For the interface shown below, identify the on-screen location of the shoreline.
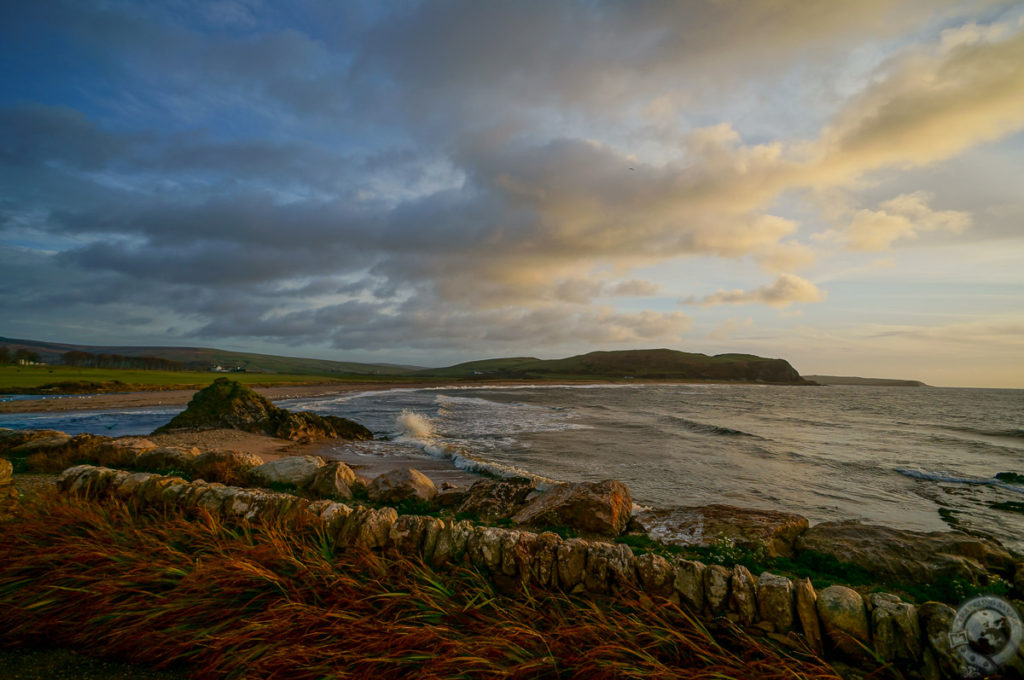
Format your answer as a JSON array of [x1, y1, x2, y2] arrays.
[[0, 377, 750, 414]]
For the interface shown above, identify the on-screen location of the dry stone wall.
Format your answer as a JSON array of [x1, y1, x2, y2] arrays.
[[53, 463, 1007, 678]]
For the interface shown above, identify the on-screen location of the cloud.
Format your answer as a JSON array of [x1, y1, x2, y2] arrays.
[[838, 191, 972, 250], [686, 274, 826, 308], [0, 1, 1022, 363]]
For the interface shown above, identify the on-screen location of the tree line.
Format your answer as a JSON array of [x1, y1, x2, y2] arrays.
[[60, 351, 185, 371], [0, 347, 40, 364]]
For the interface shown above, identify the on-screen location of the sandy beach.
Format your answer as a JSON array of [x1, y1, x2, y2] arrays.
[[0, 381, 449, 414]]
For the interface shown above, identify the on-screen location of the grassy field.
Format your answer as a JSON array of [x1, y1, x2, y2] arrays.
[[0, 491, 849, 680], [0, 365, 372, 391]]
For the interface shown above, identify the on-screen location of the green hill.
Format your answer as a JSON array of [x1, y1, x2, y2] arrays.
[[0, 337, 416, 376], [419, 349, 808, 384]]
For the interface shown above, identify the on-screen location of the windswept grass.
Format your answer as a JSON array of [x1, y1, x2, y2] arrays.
[[0, 492, 846, 679]]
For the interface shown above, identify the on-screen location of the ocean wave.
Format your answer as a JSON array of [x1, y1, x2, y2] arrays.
[[896, 468, 1024, 494], [662, 415, 761, 438], [390, 410, 560, 489]]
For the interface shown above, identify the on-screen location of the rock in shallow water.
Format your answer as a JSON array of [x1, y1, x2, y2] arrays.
[[634, 504, 808, 557]]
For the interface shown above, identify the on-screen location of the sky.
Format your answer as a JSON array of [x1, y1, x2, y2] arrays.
[[1, 1, 1023, 388]]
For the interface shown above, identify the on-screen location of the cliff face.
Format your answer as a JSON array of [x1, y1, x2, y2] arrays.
[[153, 378, 372, 442]]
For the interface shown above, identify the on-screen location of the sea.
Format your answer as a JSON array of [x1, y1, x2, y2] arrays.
[[2, 384, 1023, 552]]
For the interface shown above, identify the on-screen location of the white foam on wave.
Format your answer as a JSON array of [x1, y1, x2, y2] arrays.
[[396, 409, 437, 440], [391, 409, 560, 489], [896, 468, 1024, 494]]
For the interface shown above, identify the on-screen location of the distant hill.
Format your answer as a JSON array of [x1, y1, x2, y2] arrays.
[[420, 349, 809, 384], [0, 337, 418, 376], [803, 375, 928, 387]]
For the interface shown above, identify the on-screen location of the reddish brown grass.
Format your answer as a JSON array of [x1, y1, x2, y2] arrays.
[[0, 493, 849, 679]]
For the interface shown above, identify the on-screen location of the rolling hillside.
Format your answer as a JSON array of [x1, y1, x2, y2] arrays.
[[0, 337, 417, 376], [418, 349, 809, 384]]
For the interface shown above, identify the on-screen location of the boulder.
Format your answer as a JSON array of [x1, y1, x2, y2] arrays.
[[250, 455, 326, 488], [191, 449, 264, 485], [794, 578, 823, 655], [436, 486, 469, 508], [635, 505, 808, 557], [135, 446, 200, 473], [96, 437, 156, 468], [456, 479, 535, 522], [729, 564, 758, 626], [0, 457, 11, 486], [9, 431, 73, 455], [368, 468, 437, 504], [816, 585, 870, 658], [512, 479, 632, 536], [868, 592, 920, 666], [309, 461, 355, 499], [673, 559, 706, 612], [796, 520, 1015, 584], [704, 564, 731, 614], [757, 572, 794, 633], [153, 378, 372, 442]]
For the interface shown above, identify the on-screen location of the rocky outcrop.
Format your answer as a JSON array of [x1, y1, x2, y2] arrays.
[[512, 480, 632, 536], [153, 378, 372, 443], [250, 455, 326, 488], [816, 585, 870, 658], [368, 468, 437, 504], [456, 479, 535, 522], [635, 505, 808, 557], [796, 520, 1015, 584]]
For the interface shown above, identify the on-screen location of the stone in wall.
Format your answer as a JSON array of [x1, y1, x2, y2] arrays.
[[704, 564, 731, 614], [756, 572, 794, 633], [816, 585, 870, 659], [191, 450, 264, 485], [672, 559, 705, 612], [793, 577, 823, 655], [635, 553, 675, 598], [868, 592, 920, 667], [556, 538, 590, 592], [918, 601, 969, 680], [729, 564, 757, 626]]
